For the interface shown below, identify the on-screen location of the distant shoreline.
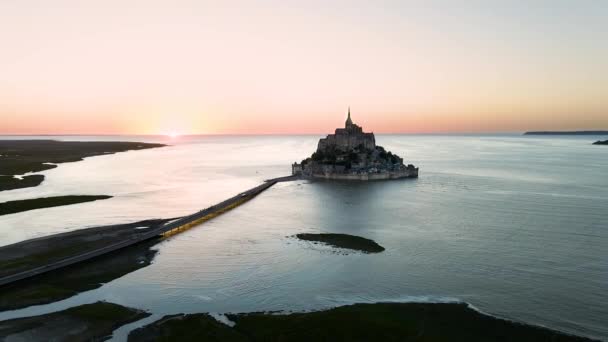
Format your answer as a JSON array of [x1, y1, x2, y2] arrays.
[[0, 140, 166, 192], [524, 131, 608, 135]]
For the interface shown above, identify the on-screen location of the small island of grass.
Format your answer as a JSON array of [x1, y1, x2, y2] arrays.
[[0, 174, 45, 191], [593, 140, 608, 145], [295, 233, 385, 253], [0, 195, 112, 216]]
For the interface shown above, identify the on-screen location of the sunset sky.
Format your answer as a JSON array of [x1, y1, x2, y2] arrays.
[[1, 0, 606, 135]]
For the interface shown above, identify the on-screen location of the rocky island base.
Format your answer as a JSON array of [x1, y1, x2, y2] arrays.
[[294, 233, 385, 253], [292, 109, 418, 180], [129, 302, 595, 341]]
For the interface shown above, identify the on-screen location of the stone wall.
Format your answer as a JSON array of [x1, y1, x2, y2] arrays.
[[311, 168, 418, 180]]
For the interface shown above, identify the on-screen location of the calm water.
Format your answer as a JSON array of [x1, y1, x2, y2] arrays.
[[0, 134, 607, 340]]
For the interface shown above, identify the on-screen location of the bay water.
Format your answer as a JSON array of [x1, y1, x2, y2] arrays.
[[0, 134, 606, 340]]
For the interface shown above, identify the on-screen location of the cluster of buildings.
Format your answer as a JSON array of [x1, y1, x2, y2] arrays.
[[292, 109, 418, 180]]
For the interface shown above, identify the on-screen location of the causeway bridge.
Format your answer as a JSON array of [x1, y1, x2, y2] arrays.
[[0, 175, 300, 287]]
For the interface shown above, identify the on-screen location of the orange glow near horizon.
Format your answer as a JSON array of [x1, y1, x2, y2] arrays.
[[1, 1, 606, 135]]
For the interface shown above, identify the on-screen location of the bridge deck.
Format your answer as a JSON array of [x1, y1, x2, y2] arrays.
[[0, 178, 283, 287]]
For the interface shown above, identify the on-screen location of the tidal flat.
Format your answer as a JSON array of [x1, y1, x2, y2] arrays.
[[0, 140, 166, 191], [0, 301, 149, 341], [0, 219, 173, 310], [129, 302, 596, 341]]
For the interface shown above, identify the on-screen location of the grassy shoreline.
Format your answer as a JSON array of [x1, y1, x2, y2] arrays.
[[0, 219, 174, 310], [129, 302, 596, 341], [0, 302, 149, 341], [0, 140, 166, 191], [0, 301, 595, 341], [0, 175, 44, 191], [0, 195, 112, 216]]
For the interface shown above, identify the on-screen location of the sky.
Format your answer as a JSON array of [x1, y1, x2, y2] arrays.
[[1, 0, 606, 135]]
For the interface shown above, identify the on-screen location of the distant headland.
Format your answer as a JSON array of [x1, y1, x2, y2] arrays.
[[0, 140, 166, 192], [593, 140, 608, 145], [292, 109, 418, 180], [524, 131, 608, 135]]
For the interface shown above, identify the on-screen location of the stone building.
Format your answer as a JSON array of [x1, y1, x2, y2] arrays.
[[292, 108, 418, 180], [317, 108, 376, 152]]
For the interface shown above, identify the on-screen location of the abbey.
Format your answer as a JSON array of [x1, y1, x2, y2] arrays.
[[317, 108, 376, 152], [292, 109, 418, 180]]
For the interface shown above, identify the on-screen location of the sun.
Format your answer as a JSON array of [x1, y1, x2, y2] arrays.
[[166, 131, 180, 138]]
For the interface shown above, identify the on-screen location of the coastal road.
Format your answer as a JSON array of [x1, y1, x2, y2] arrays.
[[0, 177, 292, 287]]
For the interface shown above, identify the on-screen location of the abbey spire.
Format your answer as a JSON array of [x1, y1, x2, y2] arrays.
[[345, 106, 353, 127]]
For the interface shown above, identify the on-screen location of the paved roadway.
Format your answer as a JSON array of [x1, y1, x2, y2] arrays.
[[0, 178, 284, 287]]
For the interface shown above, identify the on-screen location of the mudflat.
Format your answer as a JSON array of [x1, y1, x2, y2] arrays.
[[0, 140, 166, 191], [0, 218, 175, 310], [130, 302, 596, 341], [129, 313, 248, 342], [295, 233, 385, 253], [0, 301, 149, 342]]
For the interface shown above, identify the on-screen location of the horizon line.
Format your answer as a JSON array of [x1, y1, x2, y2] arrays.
[[2, 130, 608, 137]]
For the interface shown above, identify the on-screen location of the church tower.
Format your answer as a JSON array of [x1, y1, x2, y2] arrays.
[[345, 107, 353, 127]]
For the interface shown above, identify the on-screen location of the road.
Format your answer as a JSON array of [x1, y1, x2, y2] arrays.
[[0, 178, 286, 287]]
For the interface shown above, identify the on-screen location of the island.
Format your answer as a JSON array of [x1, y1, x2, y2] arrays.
[[292, 109, 418, 180], [593, 140, 608, 145], [0, 195, 112, 216], [524, 131, 608, 135], [294, 233, 385, 253]]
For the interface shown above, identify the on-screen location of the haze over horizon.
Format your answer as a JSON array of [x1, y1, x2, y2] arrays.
[[1, 0, 606, 135]]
